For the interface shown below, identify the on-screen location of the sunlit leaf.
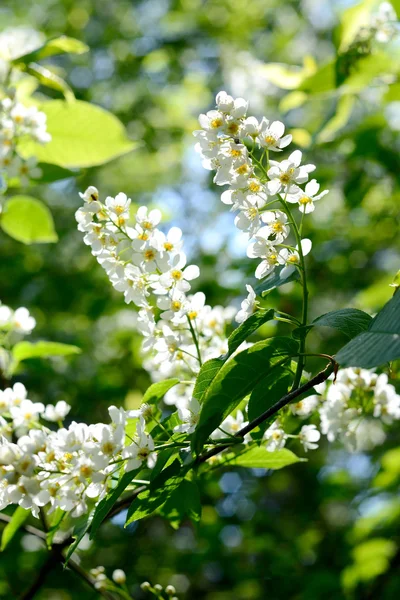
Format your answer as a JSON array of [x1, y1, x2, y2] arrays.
[[18, 100, 138, 169], [1, 195, 57, 244]]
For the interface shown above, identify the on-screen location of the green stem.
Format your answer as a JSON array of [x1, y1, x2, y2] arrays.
[[187, 315, 203, 366]]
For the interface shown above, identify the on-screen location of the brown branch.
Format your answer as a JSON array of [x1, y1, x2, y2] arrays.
[[197, 358, 336, 464]]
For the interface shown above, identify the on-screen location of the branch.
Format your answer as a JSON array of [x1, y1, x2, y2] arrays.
[[197, 358, 336, 464], [0, 513, 46, 540]]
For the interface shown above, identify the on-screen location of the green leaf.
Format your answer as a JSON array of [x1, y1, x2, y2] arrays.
[[37, 163, 77, 183], [193, 308, 274, 401], [13, 35, 89, 63], [18, 100, 138, 169], [46, 509, 66, 548], [24, 63, 74, 102], [142, 378, 180, 405], [338, 0, 377, 54], [336, 291, 400, 368], [192, 337, 298, 455], [12, 341, 81, 365], [221, 447, 304, 469], [255, 266, 300, 297], [64, 514, 93, 566], [316, 95, 355, 143], [90, 469, 140, 539], [159, 480, 201, 529], [125, 460, 184, 526], [294, 308, 372, 340], [1, 196, 58, 244], [248, 367, 292, 424], [1, 507, 30, 551]]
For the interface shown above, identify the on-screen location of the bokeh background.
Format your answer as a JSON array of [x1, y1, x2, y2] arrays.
[[1, 0, 400, 598]]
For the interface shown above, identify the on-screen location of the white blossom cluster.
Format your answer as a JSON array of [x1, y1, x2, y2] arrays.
[[0, 88, 50, 188], [0, 301, 36, 336], [75, 186, 236, 410], [194, 90, 328, 284], [264, 367, 400, 454], [0, 381, 156, 518]]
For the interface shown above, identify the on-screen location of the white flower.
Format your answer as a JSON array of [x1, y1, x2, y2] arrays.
[[235, 285, 257, 323], [260, 210, 290, 242], [267, 150, 315, 195], [174, 397, 201, 434], [298, 424, 320, 452], [286, 179, 329, 214], [105, 192, 131, 223], [157, 253, 200, 293], [11, 307, 36, 334], [258, 118, 292, 152], [135, 206, 162, 231], [290, 395, 319, 417], [122, 418, 155, 472], [43, 401, 71, 423], [264, 421, 287, 452]]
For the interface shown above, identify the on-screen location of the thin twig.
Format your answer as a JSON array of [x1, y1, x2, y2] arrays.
[[197, 358, 336, 464]]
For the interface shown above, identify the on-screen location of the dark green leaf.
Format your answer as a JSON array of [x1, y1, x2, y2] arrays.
[[1, 507, 29, 551], [336, 291, 400, 368], [90, 468, 140, 538], [192, 337, 298, 455], [125, 460, 185, 526], [248, 367, 292, 424], [64, 514, 93, 566], [193, 308, 274, 401], [159, 480, 201, 529], [293, 308, 372, 340]]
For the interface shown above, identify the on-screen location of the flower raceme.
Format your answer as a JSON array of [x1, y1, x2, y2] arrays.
[[194, 90, 329, 289], [75, 186, 235, 411]]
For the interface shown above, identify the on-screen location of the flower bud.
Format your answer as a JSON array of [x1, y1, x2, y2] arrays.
[[165, 585, 176, 595], [112, 569, 126, 584], [141, 582, 151, 591], [154, 584, 163, 592]]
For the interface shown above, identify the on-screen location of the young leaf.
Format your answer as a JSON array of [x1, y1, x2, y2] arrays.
[[220, 447, 304, 469], [192, 337, 298, 455], [293, 308, 372, 340], [13, 35, 89, 63], [1, 507, 29, 551], [159, 480, 201, 529], [12, 341, 81, 365], [1, 196, 58, 244], [17, 100, 138, 169], [24, 63, 75, 102], [193, 308, 274, 401], [336, 291, 400, 368], [142, 378, 180, 405]]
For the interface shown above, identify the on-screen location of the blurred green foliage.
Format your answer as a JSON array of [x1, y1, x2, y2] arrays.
[[0, 0, 400, 598]]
